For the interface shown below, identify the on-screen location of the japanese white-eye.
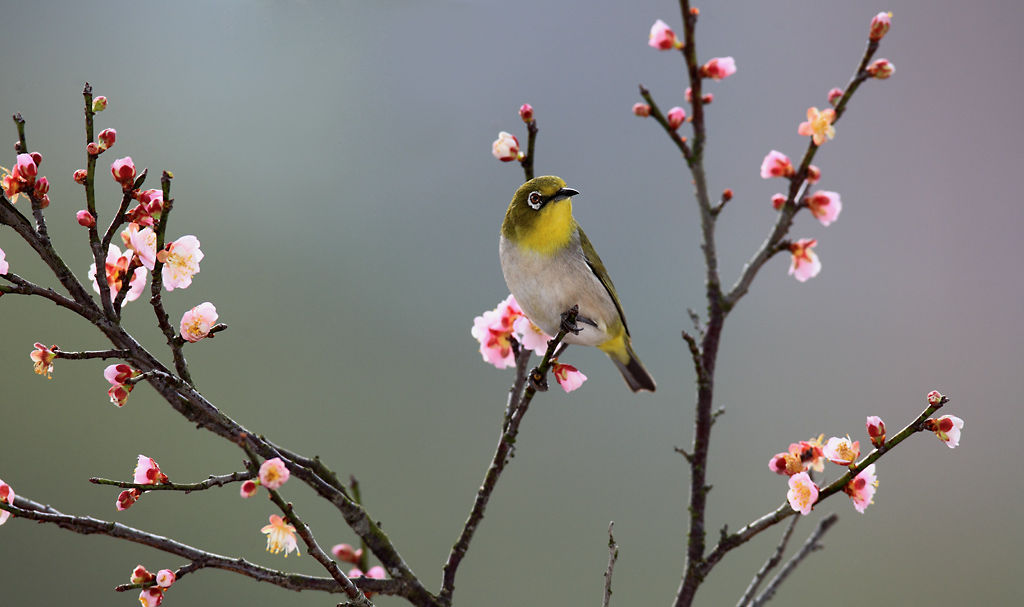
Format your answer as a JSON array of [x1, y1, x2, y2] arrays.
[[499, 176, 656, 392]]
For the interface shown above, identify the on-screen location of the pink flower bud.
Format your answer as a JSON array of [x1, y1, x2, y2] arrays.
[[684, 87, 692, 103], [806, 190, 842, 226], [98, 128, 116, 151], [92, 96, 108, 112], [30, 342, 57, 377], [111, 156, 136, 188], [666, 106, 686, 130], [519, 103, 533, 123], [701, 57, 736, 80], [760, 150, 794, 179], [866, 416, 886, 448], [139, 587, 164, 607], [33, 176, 49, 197], [806, 165, 821, 184], [117, 488, 142, 511], [869, 12, 892, 42], [722, 188, 733, 202], [29, 152, 42, 167], [73, 169, 88, 184], [87, 142, 101, 155], [15, 153, 38, 179], [240, 479, 258, 498], [134, 455, 169, 486], [332, 543, 363, 564], [702, 93, 714, 104], [827, 87, 844, 106], [867, 59, 895, 79], [771, 194, 786, 210], [0, 478, 16, 525], [632, 103, 651, 117], [131, 565, 155, 585], [491, 132, 520, 162], [156, 569, 176, 588], [649, 19, 683, 51], [77, 210, 96, 228], [39, 194, 49, 209], [926, 390, 944, 406], [552, 361, 587, 392]]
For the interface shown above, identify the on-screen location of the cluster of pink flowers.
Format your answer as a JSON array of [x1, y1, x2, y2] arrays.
[[0, 478, 14, 525], [2, 152, 49, 208], [88, 128, 117, 155], [117, 455, 169, 511], [240, 457, 291, 498], [131, 565, 176, 606], [105, 363, 141, 407]]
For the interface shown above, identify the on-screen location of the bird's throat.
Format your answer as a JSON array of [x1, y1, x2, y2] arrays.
[[518, 200, 575, 255]]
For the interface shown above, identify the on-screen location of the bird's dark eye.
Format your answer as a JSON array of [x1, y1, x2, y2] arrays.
[[527, 191, 543, 210]]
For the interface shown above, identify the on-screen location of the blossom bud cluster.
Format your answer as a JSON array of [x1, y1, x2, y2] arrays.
[[130, 565, 175, 606], [2, 152, 50, 208]]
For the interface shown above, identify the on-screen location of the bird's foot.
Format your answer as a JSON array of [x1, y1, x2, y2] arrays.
[[560, 305, 582, 335]]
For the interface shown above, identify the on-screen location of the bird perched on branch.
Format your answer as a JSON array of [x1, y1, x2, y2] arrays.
[[499, 175, 656, 392]]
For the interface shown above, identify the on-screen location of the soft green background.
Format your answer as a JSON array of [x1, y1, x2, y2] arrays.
[[2, 1, 1021, 605]]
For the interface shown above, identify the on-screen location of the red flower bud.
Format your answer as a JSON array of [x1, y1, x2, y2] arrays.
[[519, 103, 533, 123]]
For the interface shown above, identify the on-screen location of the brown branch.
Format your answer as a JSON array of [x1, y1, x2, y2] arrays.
[[89, 470, 251, 493], [0, 272, 88, 315], [602, 522, 619, 607], [520, 118, 538, 181]]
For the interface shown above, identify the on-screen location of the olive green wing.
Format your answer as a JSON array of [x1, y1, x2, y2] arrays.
[[578, 226, 630, 337]]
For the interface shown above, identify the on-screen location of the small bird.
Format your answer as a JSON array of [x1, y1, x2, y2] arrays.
[[499, 175, 656, 392]]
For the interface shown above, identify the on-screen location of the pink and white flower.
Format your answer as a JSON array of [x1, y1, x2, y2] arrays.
[[666, 106, 687, 130], [491, 132, 521, 162], [156, 569, 176, 588], [240, 480, 258, 498], [823, 435, 860, 466], [867, 59, 895, 79], [788, 238, 821, 282], [471, 294, 525, 369], [122, 223, 158, 270], [797, 107, 836, 146], [927, 415, 964, 448], [157, 235, 203, 290], [701, 57, 736, 80], [760, 150, 794, 179], [0, 478, 15, 525], [632, 103, 651, 117], [866, 416, 886, 448], [512, 315, 551, 356], [180, 302, 218, 342], [262, 514, 300, 556], [89, 244, 148, 304], [0, 247, 8, 275], [131, 565, 155, 585], [105, 363, 140, 407], [827, 88, 844, 106], [134, 455, 169, 486], [806, 190, 842, 226], [139, 587, 163, 607], [844, 463, 878, 513], [258, 457, 290, 490], [927, 390, 944, 406], [30, 343, 57, 378], [786, 472, 818, 515], [97, 128, 116, 151], [552, 361, 587, 392], [648, 19, 683, 51], [117, 488, 142, 511], [111, 156, 136, 188]]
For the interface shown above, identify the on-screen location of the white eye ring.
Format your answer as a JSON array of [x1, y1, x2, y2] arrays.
[[527, 191, 543, 210]]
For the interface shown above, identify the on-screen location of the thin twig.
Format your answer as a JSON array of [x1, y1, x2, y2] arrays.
[[89, 470, 252, 493], [736, 514, 799, 607], [602, 522, 618, 607], [0, 272, 88, 315], [751, 514, 839, 607]]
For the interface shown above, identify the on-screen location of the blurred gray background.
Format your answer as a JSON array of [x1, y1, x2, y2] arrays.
[[2, 1, 1021, 605]]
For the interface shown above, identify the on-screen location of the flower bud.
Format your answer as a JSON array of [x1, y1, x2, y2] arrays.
[[73, 169, 88, 184], [867, 59, 895, 79], [649, 19, 683, 51], [701, 57, 736, 80], [240, 480, 258, 498], [666, 106, 686, 130], [117, 488, 141, 511], [111, 156, 136, 188], [87, 142, 101, 155], [806, 165, 821, 184], [684, 87, 693, 103], [33, 176, 49, 197], [131, 565, 155, 585], [866, 415, 886, 448], [98, 128, 116, 151], [519, 103, 533, 123], [771, 194, 786, 210], [869, 12, 892, 42], [30, 152, 42, 167], [491, 132, 520, 162], [632, 103, 651, 117], [926, 390, 944, 406], [92, 96, 108, 112], [722, 188, 733, 202], [156, 569, 176, 588], [827, 87, 844, 105], [702, 93, 714, 104], [332, 543, 363, 564]]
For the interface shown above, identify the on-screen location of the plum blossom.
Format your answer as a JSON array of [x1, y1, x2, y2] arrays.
[[2, 153, 39, 202], [806, 165, 821, 184], [92, 96, 108, 112], [632, 103, 651, 117], [845, 463, 878, 513], [134, 455, 169, 486], [797, 107, 836, 146], [258, 457, 290, 490], [349, 566, 387, 598], [867, 59, 895, 79], [806, 190, 842, 226], [30, 343, 57, 378], [156, 569, 176, 588], [73, 169, 88, 185], [926, 415, 964, 448], [552, 361, 587, 392], [262, 514, 299, 556], [471, 294, 525, 369], [97, 128, 116, 151], [519, 103, 533, 123], [111, 156, 136, 188], [770, 438, 825, 476], [0, 478, 15, 525], [512, 315, 551, 355], [648, 19, 683, 50], [869, 12, 892, 41], [666, 106, 687, 130], [823, 436, 860, 466], [122, 223, 158, 270], [760, 150, 794, 179], [239, 480, 258, 498], [492, 132, 521, 162], [332, 543, 363, 564], [131, 565, 156, 585], [89, 244, 148, 304], [787, 472, 818, 515], [0, 247, 9, 275], [828, 88, 844, 106], [701, 57, 736, 80], [117, 488, 141, 511], [158, 235, 203, 290], [927, 390, 944, 406], [180, 302, 218, 342], [139, 587, 163, 607], [788, 238, 821, 282], [771, 194, 786, 210], [866, 416, 887, 448], [105, 363, 140, 407]]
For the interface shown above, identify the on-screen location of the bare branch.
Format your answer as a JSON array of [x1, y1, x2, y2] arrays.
[[752, 514, 839, 607]]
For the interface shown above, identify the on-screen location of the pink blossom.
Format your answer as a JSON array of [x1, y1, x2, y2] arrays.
[[156, 569, 176, 588], [92, 96, 108, 112], [788, 238, 821, 282], [927, 415, 964, 448], [797, 107, 836, 146], [770, 438, 824, 476], [702, 93, 714, 104], [869, 12, 892, 41], [73, 169, 88, 185], [552, 361, 587, 392], [827, 88, 844, 106], [33, 176, 49, 197], [139, 587, 164, 607], [648, 19, 683, 50], [111, 156, 136, 188], [471, 294, 524, 369], [121, 223, 158, 270], [771, 194, 786, 210], [97, 128, 116, 151], [866, 416, 886, 448], [0, 478, 15, 525], [87, 142, 101, 155], [180, 302, 219, 342], [15, 153, 38, 179], [108, 383, 133, 407], [806, 190, 842, 226], [823, 436, 860, 466], [332, 543, 363, 564], [787, 472, 818, 516], [0, 247, 7, 275], [89, 244, 148, 303], [806, 165, 821, 184], [30, 343, 57, 378], [117, 488, 141, 511], [131, 565, 156, 585], [261, 514, 299, 556], [926, 390, 944, 406], [134, 455, 169, 486], [349, 566, 387, 598], [105, 363, 140, 407], [519, 103, 533, 123], [157, 235, 203, 290], [491, 131, 521, 162], [632, 103, 651, 117], [666, 106, 687, 130], [258, 457, 290, 490], [512, 315, 551, 356], [760, 150, 794, 179], [701, 57, 736, 80], [867, 59, 895, 79], [239, 480, 258, 498], [845, 463, 878, 513]]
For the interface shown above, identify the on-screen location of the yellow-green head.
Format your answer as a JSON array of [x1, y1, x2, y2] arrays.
[[501, 176, 580, 256]]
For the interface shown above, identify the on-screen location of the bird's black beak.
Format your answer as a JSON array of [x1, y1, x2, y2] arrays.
[[552, 187, 580, 202]]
